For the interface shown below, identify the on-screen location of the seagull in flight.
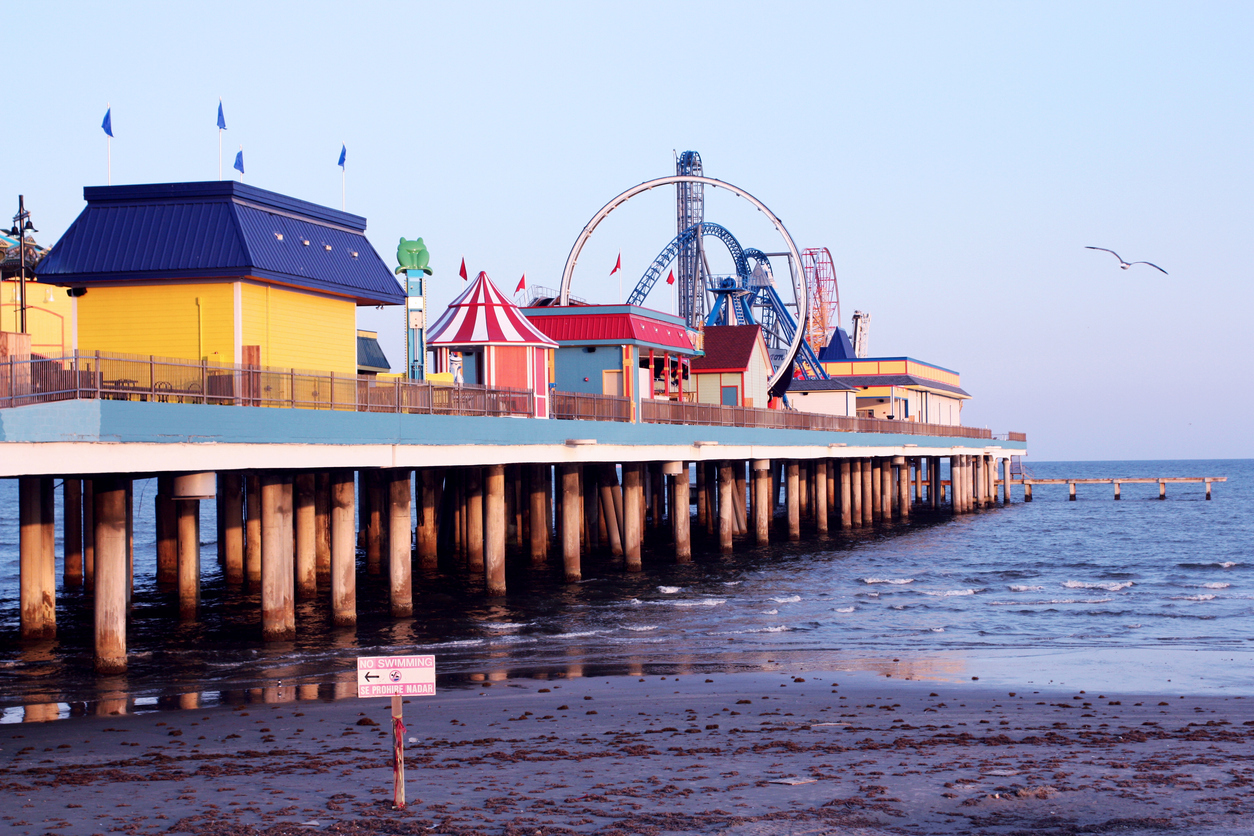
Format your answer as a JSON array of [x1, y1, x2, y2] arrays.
[[1085, 246, 1168, 274]]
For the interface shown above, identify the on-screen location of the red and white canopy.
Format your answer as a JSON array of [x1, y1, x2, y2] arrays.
[[427, 271, 558, 349]]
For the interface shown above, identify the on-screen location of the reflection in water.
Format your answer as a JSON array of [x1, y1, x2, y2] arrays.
[[1, 459, 1252, 722]]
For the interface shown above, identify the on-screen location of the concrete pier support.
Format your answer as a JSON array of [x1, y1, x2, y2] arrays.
[[560, 463, 581, 583], [734, 463, 748, 536], [221, 472, 244, 585], [839, 459, 853, 529], [974, 455, 985, 508], [667, 461, 692, 561], [466, 467, 485, 572], [860, 458, 873, 526], [598, 464, 623, 558], [929, 457, 940, 509], [245, 474, 262, 586], [294, 473, 317, 600], [881, 458, 894, 522], [389, 469, 415, 612], [704, 462, 717, 537], [696, 463, 707, 532], [417, 469, 439, 567], [83, 480, 95, 591], [582, 465, 599, 552], [752, 459, 771, 544], [93, 477, 129, 674], [718, 461, 735, 553], [330, 470, 356, 626], [895, 457, 909, 520], [19, 476, 55, 639], [786, 461, 800, 541], [176, 497, 200, 621], [315, 472, 332, 582], [155, 475, 176, 586], [529, 464, 549, 564], [622, 463, 643, 571], [1003, 458, 1013, 503], [870, 459, 883, 521], [64, 479, 83, 586], [815, 459, 829, 536], [484, 464, 508, 592], [261, 473, 295, 642], [366, 471, 385, 575]]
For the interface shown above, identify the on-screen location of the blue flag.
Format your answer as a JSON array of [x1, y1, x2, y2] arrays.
[[234, 148, 245, 175], [217, 100, 227, 131], [338, 144, 346, 169], [101, 107, 113, 138]]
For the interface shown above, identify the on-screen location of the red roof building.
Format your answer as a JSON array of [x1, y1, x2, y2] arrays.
[[523, 304, 701, 413]]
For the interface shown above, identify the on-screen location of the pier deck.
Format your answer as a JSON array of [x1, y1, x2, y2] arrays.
[[1022, 477, 1226, 500]]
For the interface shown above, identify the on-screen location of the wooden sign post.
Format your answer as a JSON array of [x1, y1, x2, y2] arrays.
[[357, 654, 436, 810]]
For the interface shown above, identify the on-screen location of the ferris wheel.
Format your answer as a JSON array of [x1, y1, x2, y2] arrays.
[[558, 173, 817, 391]]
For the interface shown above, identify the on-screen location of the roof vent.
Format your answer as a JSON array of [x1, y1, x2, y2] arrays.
[[302, 239, 310, 246], [351, 251, 359, 258], [274, 232, 283, 241], [324, 244, 332, 251]]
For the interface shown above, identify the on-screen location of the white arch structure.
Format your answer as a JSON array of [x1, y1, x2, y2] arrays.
[[558, 175, 808, 393]]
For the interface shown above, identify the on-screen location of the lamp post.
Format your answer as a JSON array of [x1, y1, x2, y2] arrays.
[[8, 195, 37, 334]]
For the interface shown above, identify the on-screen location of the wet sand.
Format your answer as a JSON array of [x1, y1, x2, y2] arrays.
[[2, 669, 1253, 836]]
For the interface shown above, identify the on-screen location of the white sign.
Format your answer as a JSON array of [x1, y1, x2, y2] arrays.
[[357, 654, 436, 698]]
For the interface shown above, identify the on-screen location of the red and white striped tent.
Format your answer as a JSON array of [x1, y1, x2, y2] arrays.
[[428, 271, 557, 417]]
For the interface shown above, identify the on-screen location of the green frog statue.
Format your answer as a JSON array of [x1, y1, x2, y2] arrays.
[[395, 237, 433, 276]]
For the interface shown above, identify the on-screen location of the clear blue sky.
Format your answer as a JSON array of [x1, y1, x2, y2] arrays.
[[5, 1, 1250, 460]]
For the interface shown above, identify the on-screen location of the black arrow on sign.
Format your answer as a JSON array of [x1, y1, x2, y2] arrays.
[[364, 672, 379, 681]]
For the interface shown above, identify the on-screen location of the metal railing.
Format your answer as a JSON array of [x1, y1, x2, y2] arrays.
[[0, 352, 534, 418], [640, 398, 1007, 440], [550, 390, 632, 422]]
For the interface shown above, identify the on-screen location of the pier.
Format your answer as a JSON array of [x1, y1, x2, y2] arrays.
[[1022, 477, 1226, 501], [1, 352, 1027, 674]]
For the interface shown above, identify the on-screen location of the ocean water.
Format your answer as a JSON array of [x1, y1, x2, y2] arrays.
[[0, 458, 1249, 716]]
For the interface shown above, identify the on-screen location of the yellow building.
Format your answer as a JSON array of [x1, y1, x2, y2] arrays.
[[35, 182, 403, 373], [1, 234, 74, 357]]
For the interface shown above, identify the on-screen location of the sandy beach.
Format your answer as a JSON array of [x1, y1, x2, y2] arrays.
[[3, 668, 1253, 836]]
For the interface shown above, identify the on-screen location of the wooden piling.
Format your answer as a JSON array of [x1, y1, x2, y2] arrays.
[[583, 465, 600, 552], [733, 461, 748, 536], [390, 469, 415, 613], [839, 459, 853, 529], [83, 479, 94, 591], [261, 473, 295, 641], [670, 462, 692, 561], [294, 473, 317, 600], [894, 457, 909, 520], [330, 470, 356, 626], [598, 463, 624, 558], [94, 477, 129, 674], [176, 497, 200, 621], [19, 476, 55, 639], [752, 459, 771, 544], [314, 471, 332, 582], [64, 479, 83, 586], [417, 469, 439, 567], [623, 463, 643, 571], [815, 459, 829, 535], [245, 473, 262, 586], [466, 467, 485, 571], [155, 474, 176, 586], [560, 463, 581, 583], [367, 470, 386, 575], [530, 463, 549, 564], [695, 460, 707, 531], [718, 461, 735, 553], [221, 472, 244, 586], [786, 460, 800, 541]]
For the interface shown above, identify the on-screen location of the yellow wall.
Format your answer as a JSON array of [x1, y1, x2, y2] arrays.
[[75, 280, 356, 374], [78, 282, 235, 363], [1, 279, 74, 356], [241, 283, 355, 373]]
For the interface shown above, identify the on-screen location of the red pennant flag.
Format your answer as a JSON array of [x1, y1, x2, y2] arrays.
[[609, 252, 621, 275], [666, 270, 675, 285], [515, 273, 527, 294], [459, 258, 468, 281]]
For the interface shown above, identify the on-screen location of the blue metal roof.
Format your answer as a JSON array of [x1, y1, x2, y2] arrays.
[[35, 181, 403, 305], [357, 333, 391, 372]]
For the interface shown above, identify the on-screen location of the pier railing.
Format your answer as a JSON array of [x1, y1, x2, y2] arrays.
[[0, 352, 534, 418], [0, 352, 1025, 442], [550, 390, 632, 422], [640, 398, 998, 440]]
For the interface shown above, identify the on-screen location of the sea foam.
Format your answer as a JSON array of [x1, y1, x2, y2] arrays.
[[1063, 580, 1134, 592], [862, 577, 914, 585]]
